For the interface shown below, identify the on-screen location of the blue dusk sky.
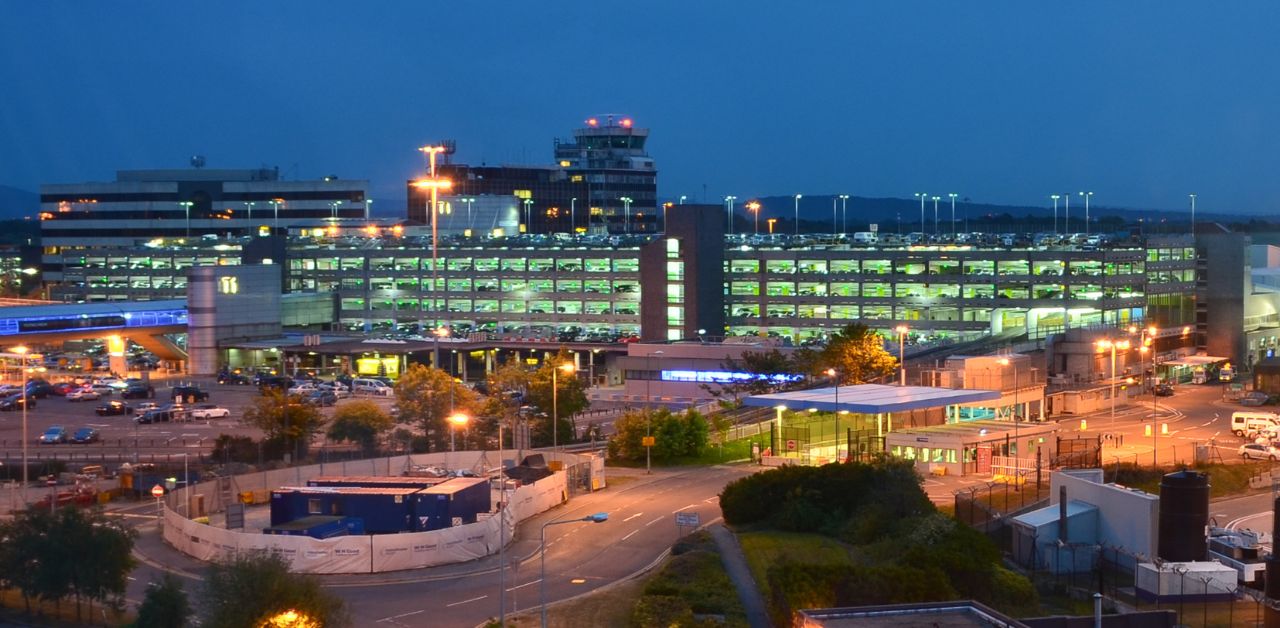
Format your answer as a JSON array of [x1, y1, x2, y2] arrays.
[[3, 1, 1279, 214]]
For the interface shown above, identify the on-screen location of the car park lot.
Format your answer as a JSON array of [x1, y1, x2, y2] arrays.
[[0, 377, 398, 458]]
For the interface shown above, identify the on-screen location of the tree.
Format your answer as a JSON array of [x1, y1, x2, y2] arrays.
[[135, 573, 192, 628], [393, 363, 480, 452], [704, 348, 807, 406], [202, 553, 348, 628], [241, 389, 326, 460], [608, 407, 711, 463], [815, 323, 899, 384], [326, 400, 393, 455], [524, 348, 588, 447]]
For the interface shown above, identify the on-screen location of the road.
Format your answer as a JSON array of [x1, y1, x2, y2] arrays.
[[121, 463, 753, 627], [1078, 382, 1255, 467]]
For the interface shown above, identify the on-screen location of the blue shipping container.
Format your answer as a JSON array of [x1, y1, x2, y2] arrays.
[[270, 487, 418, 533], [263, 515, 358, 539], [410, 478, 492, 531]]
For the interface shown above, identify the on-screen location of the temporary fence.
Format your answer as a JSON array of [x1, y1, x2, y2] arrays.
[[160, 449, 594, 574]]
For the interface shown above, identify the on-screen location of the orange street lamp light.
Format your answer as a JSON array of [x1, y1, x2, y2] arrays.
[[894, 325, 909, 385], [746, 201, 762, 234], [552, 362, 576, 454], [447, 412, 470, 452]]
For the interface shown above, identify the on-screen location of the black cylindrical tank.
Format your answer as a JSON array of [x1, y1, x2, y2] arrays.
[[1157, 470, 1209, 562]]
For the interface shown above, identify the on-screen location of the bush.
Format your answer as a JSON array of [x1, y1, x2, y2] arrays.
[[211, 434, 258, 465], [631, 595, 694, 628]]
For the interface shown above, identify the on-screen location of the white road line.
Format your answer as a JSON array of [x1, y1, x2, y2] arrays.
[[446, 595, 487, 607], [623, 512, 643, 522], [621, 529, 640, 541], [703, 497, 718, 504], [377, 610, 424, 622], [645, 516, 663, 527], [507, 579, 541, 592], [672, 503, 697, 514]]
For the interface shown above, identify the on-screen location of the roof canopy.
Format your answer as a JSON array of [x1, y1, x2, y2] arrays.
[[743, 384, 1001, 414]]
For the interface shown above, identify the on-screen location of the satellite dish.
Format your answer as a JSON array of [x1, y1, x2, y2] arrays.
[[190, 155, 206, 169]]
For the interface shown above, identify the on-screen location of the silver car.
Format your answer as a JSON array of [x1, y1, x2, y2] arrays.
[[1240, 443, 1280, 461]]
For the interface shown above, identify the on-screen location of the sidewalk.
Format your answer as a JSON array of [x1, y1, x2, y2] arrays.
[[708, 524, 770, 628]]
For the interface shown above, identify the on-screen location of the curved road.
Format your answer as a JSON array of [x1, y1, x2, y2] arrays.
[[122, 463, 753, 627]]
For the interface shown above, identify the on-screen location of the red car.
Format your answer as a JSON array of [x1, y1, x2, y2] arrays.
[[52, 382, 77, 396]]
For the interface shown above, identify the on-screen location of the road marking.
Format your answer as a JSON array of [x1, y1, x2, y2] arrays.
[[623, 512, 644, 522], [703, 497, 718, 504], [377, 610, 424, 622], [446, 595, 487, 607], [622, 530, 640, 541], [507, 579, 540, 592], [645, 516, 663, 527], [672, 503, 697, 514]]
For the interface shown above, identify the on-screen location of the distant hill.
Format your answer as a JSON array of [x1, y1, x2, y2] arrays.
[[745, 194, 1264, 234], [0, 185, 38, 220]]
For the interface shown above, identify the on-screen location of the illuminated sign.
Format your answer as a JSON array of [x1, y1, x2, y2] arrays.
[[218, 276, 239, 294], [660, 370, 802, 384]]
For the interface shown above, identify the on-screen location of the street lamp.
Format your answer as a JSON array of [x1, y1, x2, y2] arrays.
[[569, 197, 577, 233], [826, 368, 840, 459], [1079, 191, 1093, 237], [619, 197, 633, 234], [1050, 195, 1060, 235], [551, 362, 575, 453], [894, 325, 909, 386], [998, 357, 1021, 464], [1063, 194, 1071, 234], [433, 325, 449, 371], [793, 194, 802, 235], [839, 194, 849, 234], [178, 201, 193, 238], [724, 196, 737, 234], [746, 201, 761, 235], [1096, 339, 1130, 419], [271, 198, 284, 231], [931, 195, 940, 235], [13, 345, 29, 505], [914, 192, 927, 234], [679, 195, 687, 205], [245, 201, 255, 221], [1189, 193, 1197, 236], [447, 412, 469, 452], [523, 198, 534, 232], [948, 193, 958, 237], [541, 513, 609, 628]]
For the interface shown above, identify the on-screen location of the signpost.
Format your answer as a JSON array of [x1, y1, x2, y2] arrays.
[[151, 484, 165, 518], [675, 511, 700, 537]]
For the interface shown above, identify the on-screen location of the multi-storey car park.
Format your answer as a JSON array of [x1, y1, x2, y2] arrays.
[[41, 206, 1199, 353]]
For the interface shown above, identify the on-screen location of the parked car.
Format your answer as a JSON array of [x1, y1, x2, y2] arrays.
[[287, 383, 318, 396], [0, 394, 34, 411], [133, 401, 160, 415], [38, 426, 67, 444], [217, 372, 251, 385], [135, 408, 183, 424], [170, 386, 209, 403], [188, 404, 231, 420], [304, 390, 337, 407], [66, 388, 102, 402], [122, 384, 155, 399], [71, 427, 100, 444], [51, 382, 78, 396], [1240, 391, 1271, 407], [24, 380, 54, 399], [1154, 384, 1175, 397], [86, 382, 114, 395], [95, 400, 132, 416], [1240, 443, 1280, 461]]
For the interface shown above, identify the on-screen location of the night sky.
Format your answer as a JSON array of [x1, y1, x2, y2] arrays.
[[3, 1, 1279, 214]]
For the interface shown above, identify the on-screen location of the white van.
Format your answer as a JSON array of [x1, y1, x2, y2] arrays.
[[1231, 411, 1280, 437], [351, 378, 393, 397], [852, 232, 878, 245]]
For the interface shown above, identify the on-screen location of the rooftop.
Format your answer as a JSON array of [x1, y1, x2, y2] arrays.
[[743, 384, 1002, 414]]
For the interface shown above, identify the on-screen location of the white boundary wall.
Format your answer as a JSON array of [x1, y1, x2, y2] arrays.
[[161, 450, 581, 574]]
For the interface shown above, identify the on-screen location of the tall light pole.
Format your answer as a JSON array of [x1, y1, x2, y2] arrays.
[[551, 362, 575, 454], [679, 195, 687, 205], [999, 357, 1020, 462], [1050, 195, 1060, 235], [931, 196, 940, 235], [13, 345, 29, 506], [271, 198, 284, 231], [724, 196, 737, 235], [793, 194, 802, 235], [619, 197, 633, 234], [948, 193, 958, 236], [646, 350, 664, 474], [826, 368, 840, 458], [831, 196, 839, 235], [570, 197, 577, 234], [914, 192, 926, 235], [839, 194, 849, 234], [541, 513, 609, 628], [179, 201, 193, 238], [747, 201, 761, 235], [1189, 193, 1197, 236], [364, 198, 372, 220], [245, 201, 255, 221], [461, 197, 475, 231], [1096, 339, 1130, 420], [414, 146, 452, 335], [895, 325, 908, 386], [1079, 191, 1093, 237], [447, 412, 469, 452]]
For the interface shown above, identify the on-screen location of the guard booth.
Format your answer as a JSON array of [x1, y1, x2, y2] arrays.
[[743, 384, 1003, 468], [884, 420, 1059, 478]]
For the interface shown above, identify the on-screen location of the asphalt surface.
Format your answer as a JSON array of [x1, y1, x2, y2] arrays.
[[120, 463, 754, 627]]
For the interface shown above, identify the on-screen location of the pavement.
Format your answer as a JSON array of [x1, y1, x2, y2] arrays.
[[709, 523, 770, 628]]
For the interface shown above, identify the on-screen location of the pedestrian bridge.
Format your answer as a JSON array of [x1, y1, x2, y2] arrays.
[[0, 299, 188, 361]]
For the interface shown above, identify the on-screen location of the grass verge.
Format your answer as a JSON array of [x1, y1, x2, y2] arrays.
[[737, 530, 855, 605], [1108, 460, 1273, 498]]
